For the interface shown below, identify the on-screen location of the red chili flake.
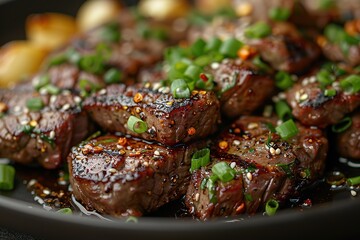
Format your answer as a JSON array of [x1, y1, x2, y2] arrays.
[[199, 73, 208, 82], [303, 198, 312, 207], [188, 127, 196, 136]]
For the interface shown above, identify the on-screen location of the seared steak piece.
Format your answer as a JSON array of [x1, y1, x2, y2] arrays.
[[336, 110, 360, 160], [68, 134, 205, 217], [185, 116, 328, 220], [0, 85, 92, 169], [285, 68, 360, 128], [207, 59, 275, 118], [188, 21, 320, 74], [83, 83, 221, 146]]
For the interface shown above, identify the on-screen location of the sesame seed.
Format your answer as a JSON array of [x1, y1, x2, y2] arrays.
[[275, 148, 281, 155], [351, 190, 357, 197], [270, 147, 276, 155], [278, 92, 286, 99], [126, 175, 133, 181], [50, 95, 57, 104], [39, 88, 48, 95], [14, 106, 21, 113], [299, 93, 308, 101], [74, 96, 82, 104], [143, 161, 149, 167], [49, 131, 55, 139], [23, 108, 29, 114], [43, 189, 50, 195], [99, 89, 107, 95], [195, 193, 200, 202], [248, 123, 258, 130], [309, 76, 316, 83], [233, 140, 240, 146], [109, 168, 117, 173], [62, 90, 71, 96], [211, 62, 220, 69], [246, 172, 253, 181], [302, 79, 309, 86], [154, 150, 160, 156], [20, 120, 29, 125], [62, 104, 71, 111], [29, 120, 38, 127], [230, 162, 236, 169]]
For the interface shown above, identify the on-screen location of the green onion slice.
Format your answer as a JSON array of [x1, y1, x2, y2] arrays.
[[245, 22, 272, 39], [26, 97, 44, 111], [0, 164, 15, 190], [56, 208, 73, 214], [275, 119, 299, 140], [219, 37, 243, 58], [347, 176, 360, 186], [265, 199, 279, 216], [316, 69, 335, 87], [331, 116, 352, 133], [171, 79, 191, 99], [104, 68, 122, 84], [212, 161, 235, 182], [275, 100, 292, 121], [275, 71, 293, 90], [269, 7, 290, 21], [33, 75, 50, 90], [205, 37, 222, 52], [40, 84, 60, 95], [184, 65, 202, 81], [190, 148, 211, 172], [191, 38, 207, 57], [127, 116, 148, 134], [324, 88, 336, 97], [340, 75, 360, 94]]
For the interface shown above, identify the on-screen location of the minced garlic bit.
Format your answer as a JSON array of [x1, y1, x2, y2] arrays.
[[219, 141, 229, 150], [188, 127, 196, 136], [133, 93, 143, 103]]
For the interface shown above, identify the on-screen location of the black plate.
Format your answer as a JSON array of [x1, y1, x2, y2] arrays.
[[0, 1, 359, 239]]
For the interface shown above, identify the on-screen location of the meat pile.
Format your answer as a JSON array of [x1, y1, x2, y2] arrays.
[[1, 0, 360, 220]]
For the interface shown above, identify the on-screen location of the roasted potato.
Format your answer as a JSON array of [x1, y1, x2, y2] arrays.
[[76, 0, 123, 32], [138, 0, 190, 20], [0, 41, 48, 87], [26, 12, 77, 51]]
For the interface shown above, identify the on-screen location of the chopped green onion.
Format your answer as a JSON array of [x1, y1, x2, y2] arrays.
[[184, 65, 202, 81], [319, 0, 335, 10], [324, 24, 360, 55], [190, 148, 211, 172], [191, 38, 207, 57], [65, 48, 81, 65], [47, 54, 68, 68], [275, 100, 292, 121], [245, 193, 253, 202], [125, 216, 138, 223], [316, 69, 335, 87], [33, 75, 50, 90], [171, 79, 191, 99], [205, 37, 222, 52], [56, 208, 72, 214], [245, 22, 272, 39], [26, 97, 44, 111], [347, 176, 360, 186], [324, 88, 336, 97], [340, 75, 360, 94], [252, 56, 271, 73], [79, 55, 105, 74], [206, 174, 218, 203], [219, 37, 243, 58], [0, 164, 15, 190], [104, 68, 122, 84], [101, 22, 121, 42], [40, 84, 60, 95], [275, 119, 299, 140], [275, 71, 293, 90], [269, 7, 291, 21], [127, 116, 148, 134], [212, 161, 235, 182], [331, 116, 352, 133], [265, 199, 279, 216], [265, 122, 276, 133], [200, 178, 208, 189], [79, 79, 101, 97]]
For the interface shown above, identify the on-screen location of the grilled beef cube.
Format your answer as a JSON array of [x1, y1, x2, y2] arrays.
[[248, 22, 321, 74], [207, 59, 275, 118], [0, 85, 91, 169], [185, 116, 328, 220], [285, 68, 360, 128], [68, 135, 205, 217], [336, 110, 360, 160], [319, 20, 360, 67], [188, 21, 320, 74], [83, 84, 221, 146]]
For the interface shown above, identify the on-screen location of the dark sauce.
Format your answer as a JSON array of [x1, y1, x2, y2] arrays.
[[7, 150, 359, 222]]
